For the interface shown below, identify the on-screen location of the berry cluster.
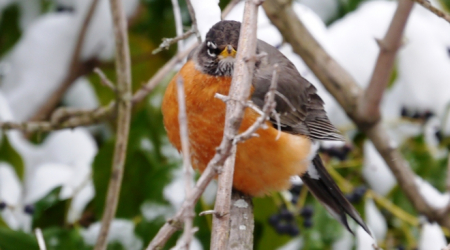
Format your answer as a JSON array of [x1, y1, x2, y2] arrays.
[[268, 208, 300, 236], [345, 186, 367, 204], [299, 205, 314, 228]]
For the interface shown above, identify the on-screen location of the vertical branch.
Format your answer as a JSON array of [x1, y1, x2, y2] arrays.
[[185, 0, 202, 42], [171, 0, 184, 53], [176, 77, 195, 249], [210, 0, 260, 248], [359, 0, 414, 123], [94, 0, 132, 249], [228, 191, 254, 250]]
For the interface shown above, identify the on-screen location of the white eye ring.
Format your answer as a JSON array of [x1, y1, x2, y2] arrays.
[[207, 41, 217, 49], [207, 48, 216, 57]]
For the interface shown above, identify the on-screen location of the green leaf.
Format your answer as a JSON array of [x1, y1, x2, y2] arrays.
[[32, 186, 69, 228], [42, 227, 90, 250], [0, 226, 39, 250], [0, 133, 25, 180]]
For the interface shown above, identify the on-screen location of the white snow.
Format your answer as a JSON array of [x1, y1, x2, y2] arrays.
[[418, 222, 447, 250]]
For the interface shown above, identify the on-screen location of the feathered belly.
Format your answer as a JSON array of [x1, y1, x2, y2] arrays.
[[162, 61, 312, 196]]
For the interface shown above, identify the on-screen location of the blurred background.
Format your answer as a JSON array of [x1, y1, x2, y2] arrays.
[[0, 0, 450, 249]]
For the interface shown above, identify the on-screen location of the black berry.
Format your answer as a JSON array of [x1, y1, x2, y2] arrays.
[[24, 204, 35, 215], [280, 208, 294, 221], [287, 224, 300, 236], [299, 205, 314, 218], [435, 130, 443, 142], [303, 217, 313, 228], [268, 214, 280, 226], [396, 245, 406, 250], [275, 223, 290, 234], [0, 202, 6, 210]]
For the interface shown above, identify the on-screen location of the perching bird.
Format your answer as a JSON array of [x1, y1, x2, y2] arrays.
[[162, 20, 370, 235]]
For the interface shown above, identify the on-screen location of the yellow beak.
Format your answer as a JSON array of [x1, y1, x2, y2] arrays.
[[219, 45, 237, 58]]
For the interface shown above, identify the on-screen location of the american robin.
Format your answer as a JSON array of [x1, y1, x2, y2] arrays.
[[162, 20, 370, 234]]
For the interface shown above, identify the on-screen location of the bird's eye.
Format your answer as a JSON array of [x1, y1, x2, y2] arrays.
[[207, 48, 216, 57]]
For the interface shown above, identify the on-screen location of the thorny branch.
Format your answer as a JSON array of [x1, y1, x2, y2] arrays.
[[94, 0, 132, 249], [263, 0, 450, 230]]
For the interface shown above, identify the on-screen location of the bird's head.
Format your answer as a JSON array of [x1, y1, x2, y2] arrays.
[[196, 20, 241, 76]]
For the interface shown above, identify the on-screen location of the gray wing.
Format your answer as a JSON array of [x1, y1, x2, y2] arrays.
[[251, 40, 343, 141]]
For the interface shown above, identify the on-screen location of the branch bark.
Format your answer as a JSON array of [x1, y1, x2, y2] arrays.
[[359, 0, 413, 123], [94, 0, 132, 249], [228, 191, 254, 250], [263, 0, 450, 229], [210, 0, 260, 248]]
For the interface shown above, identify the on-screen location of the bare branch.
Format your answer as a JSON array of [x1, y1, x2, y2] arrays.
[[411, 0, 450, 24], [211, 0, 260, 248], [94, 67, 116, 92], [359, 0, 413, 123], [171, 0, 184, 53], [29, 0, 100, 122], [233, 64, 279, 144], [185, 0, 202, 42], [176, 76, 195, 249], [94, 0, 132, 249], [263, 0, 450, 230], [227, 191, 254, 250], [152, 29, 196, 54]]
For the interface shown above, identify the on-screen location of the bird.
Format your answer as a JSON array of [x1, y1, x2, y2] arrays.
[[162, 20, 370, 235]]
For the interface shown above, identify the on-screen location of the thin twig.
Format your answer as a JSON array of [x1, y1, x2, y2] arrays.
[[359, 0, 413, 123], [171, 0, 184, 53], [94, 0, 132, 249], [29, 0, 100, 122], [35, 228, 47, 250], [263, 0, 450, 229], [411, 0, 450, 24], [176, 76, 195, 250], [94, 67, 116, 92], [185, 0, 201, 42], [152, 29, 195, 54], [210, 0, 260, 248], [233, 64, 279, 144]]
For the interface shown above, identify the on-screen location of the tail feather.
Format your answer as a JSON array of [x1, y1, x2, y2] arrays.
[[301, 154, 371, 236]]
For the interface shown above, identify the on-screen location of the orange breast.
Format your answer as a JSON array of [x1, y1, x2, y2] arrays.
[[162, 61, 312, 196]]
